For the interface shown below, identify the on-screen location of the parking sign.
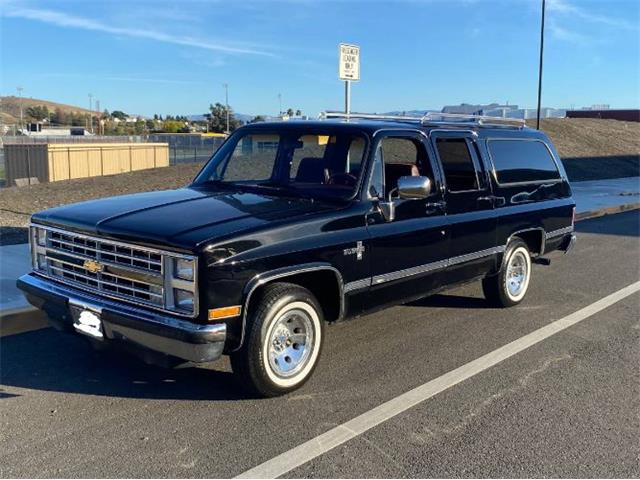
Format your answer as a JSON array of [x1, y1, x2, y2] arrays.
[[339, 43, 360, 81]]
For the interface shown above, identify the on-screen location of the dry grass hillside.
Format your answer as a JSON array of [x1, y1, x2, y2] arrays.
[[0, 118, 638, 244], [534, 118, 640, 158], [1, 96, 93, 124]]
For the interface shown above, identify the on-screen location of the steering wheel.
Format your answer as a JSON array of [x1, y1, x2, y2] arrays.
[[327, 172, 357, 187]]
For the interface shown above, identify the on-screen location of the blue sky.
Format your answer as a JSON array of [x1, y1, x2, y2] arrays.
[[1, 0, 638, 117]]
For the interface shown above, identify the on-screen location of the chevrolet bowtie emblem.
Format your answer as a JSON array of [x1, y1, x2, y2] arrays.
[[83, 259, 104, 273]]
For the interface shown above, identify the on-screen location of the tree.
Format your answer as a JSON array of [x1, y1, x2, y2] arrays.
[[286, 108, 294, 117], [295, 109, 302, 116], [250, 115, 266, 123], [26, 105, 49, 121], [208, 102, 240, 133], [111, 110, 128, 121]]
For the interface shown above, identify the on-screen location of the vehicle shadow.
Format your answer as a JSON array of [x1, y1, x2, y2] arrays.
[[408, 293, 492, 309], [575, 209, 639, 238], [0, 328, 257, 401]]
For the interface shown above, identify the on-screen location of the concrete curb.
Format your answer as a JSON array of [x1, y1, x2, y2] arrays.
[[2, 204, 639, 339]]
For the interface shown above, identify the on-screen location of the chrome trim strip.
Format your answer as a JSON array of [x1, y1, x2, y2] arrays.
[[344, 278, 371, 293], [372, 246, 503, 286], [545, 226, 574, 239]]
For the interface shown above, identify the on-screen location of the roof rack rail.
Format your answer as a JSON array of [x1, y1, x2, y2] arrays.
[[320, 111, 527, 129]]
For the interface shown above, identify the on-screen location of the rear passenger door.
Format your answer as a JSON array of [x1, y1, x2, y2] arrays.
[[430, 130, 499, 282]]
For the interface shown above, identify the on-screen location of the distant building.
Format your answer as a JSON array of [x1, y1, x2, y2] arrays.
[[566, 109, 639, 122], [20, 124, 91, 136]]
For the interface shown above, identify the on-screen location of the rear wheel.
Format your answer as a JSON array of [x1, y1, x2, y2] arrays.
[[483, 239, 532, 307], [230, 282, 324, 397]]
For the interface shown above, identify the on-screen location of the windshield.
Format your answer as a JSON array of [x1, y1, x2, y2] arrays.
[[193, 128, 368, 200]]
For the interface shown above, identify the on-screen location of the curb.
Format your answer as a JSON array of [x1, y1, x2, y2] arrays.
[[1, 203, 639, 339]]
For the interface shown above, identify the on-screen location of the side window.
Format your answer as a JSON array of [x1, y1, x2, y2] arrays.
[[488, 139, 561, 184], [435, 138, 479, 192], [379, 137, 431, 197]]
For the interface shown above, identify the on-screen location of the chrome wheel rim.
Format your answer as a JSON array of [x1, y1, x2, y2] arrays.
[[506, 250, 528, 297], [267, 307, 315, 378]]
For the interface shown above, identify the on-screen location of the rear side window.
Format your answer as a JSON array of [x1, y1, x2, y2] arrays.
[[488, 140, 561, 184], [435, 138, 479, 191]]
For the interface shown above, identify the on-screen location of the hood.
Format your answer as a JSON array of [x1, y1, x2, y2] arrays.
[[32, 187, 336, 251]]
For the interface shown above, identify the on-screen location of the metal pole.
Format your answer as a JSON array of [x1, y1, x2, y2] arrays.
[[536, 0, 546, 130], [344, 80, 351, 118], [223, 83, 229, 134], [88, 93, 93, 134], [17, 87, 24, 132]]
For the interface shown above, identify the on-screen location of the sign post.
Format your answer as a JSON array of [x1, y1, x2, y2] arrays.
[[339, 43, 360, 118]]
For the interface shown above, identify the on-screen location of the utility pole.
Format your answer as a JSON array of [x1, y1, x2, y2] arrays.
[[536, 0, 546, 130], [223, 83, 229, 134], [278, 93, 282, 116], [88, 93, 93, 133], [17, 86, 24, 132], [96, 99, 101, 135]]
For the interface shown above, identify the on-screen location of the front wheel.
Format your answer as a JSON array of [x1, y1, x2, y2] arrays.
[[482, 239, 532, 307], [230, 282, 324, 397]]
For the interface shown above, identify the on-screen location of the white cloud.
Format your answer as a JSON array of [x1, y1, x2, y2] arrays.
[[546, 0, 637, 30], [1, 4, 277, 57]]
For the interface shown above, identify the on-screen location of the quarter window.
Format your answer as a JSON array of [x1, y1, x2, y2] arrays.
[[435, 138, 479, 192], [488, 139, 561, 184]]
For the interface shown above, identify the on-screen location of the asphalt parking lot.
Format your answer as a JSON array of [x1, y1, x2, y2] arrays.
[[1, 211, 638, 478]]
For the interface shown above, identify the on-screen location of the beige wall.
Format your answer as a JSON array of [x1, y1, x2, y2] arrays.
[[47, 143, 169, 181]]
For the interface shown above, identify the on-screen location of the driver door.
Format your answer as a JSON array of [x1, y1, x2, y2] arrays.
[[364, 130, 450, 310]]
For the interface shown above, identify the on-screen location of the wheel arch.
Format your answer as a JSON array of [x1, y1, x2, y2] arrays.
[[233, 263, 344, 352], [506, 227, 546, 258]]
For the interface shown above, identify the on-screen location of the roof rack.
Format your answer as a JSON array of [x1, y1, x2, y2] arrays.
[[320, 111, 527, 129]]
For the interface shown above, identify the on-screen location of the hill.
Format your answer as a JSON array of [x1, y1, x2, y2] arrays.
[[0, 96, 94, 125]]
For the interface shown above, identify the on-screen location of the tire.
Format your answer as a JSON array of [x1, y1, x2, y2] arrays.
[[482, 239, 532, 308], [230, 282, 324, 397]]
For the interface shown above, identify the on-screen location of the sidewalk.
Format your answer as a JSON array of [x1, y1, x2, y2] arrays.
[[571, 177, 639, 217], [1, 177, 638, 324]]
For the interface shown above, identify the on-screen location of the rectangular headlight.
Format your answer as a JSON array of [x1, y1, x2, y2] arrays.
[[174, 258, 194, 281], [174, 289, 194, 313]]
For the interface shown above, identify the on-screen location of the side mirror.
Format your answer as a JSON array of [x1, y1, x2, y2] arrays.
[[397, 176, 432, 199]]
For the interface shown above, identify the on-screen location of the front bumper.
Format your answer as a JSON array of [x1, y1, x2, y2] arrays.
[[17, 273, 226, 364]]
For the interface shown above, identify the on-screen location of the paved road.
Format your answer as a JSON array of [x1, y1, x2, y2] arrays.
[[1, 211, 638, 478]]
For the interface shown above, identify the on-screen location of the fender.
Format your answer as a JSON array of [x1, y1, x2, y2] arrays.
[[233, 262, 344, 351]]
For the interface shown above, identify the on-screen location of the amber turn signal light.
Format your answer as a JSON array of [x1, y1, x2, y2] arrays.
[[208, 306, 242, 321]]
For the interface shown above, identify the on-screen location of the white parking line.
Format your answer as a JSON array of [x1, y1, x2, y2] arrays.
[[236, 281, 640, 479]]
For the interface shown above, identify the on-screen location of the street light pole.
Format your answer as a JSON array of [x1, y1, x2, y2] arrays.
[[536, 0, 546, 130], [17, 86, 24, 132], [88, 93, 93, 133], [223, 83, 229, 134]]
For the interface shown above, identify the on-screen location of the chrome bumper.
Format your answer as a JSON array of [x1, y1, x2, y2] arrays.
[[17, 273, 225, 363]]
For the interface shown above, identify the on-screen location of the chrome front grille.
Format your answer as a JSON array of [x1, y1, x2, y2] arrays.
[[48, 230, 163, 273], [30, 225, 198, 317]]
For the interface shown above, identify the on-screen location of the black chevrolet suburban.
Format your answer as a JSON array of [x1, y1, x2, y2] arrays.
[[18, 112, 576, 396]]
